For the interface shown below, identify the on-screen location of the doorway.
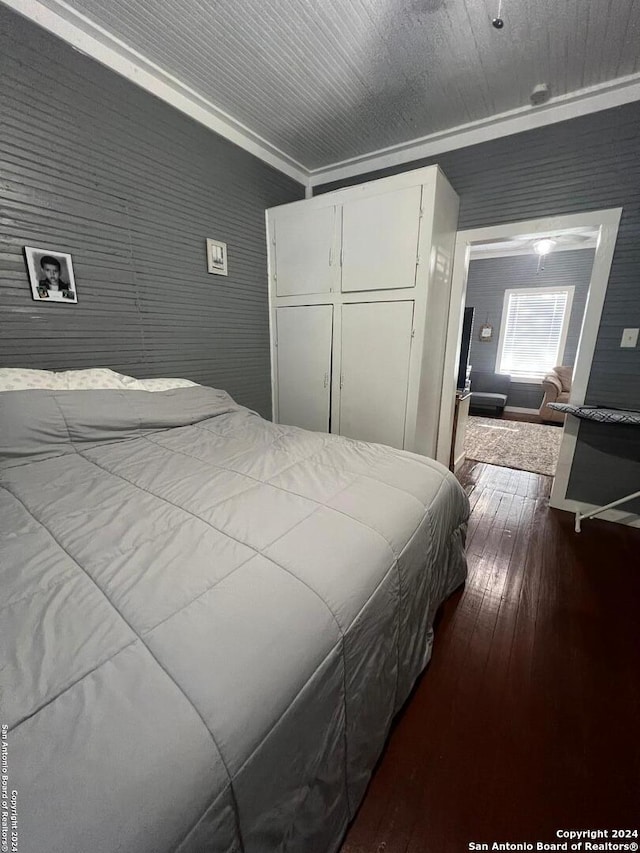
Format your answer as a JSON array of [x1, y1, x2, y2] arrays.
[[437, 209, 622, 507]]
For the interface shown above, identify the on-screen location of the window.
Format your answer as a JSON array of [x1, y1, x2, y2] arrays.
[[496, 285, 574, 382]]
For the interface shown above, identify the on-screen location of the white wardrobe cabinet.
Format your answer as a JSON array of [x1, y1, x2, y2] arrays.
[[267, 165, 460, 459]]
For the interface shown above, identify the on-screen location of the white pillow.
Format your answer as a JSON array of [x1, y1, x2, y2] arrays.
[[57, 369, 133, 390], [0, 368, 64, 391], [135, 377, 198, 392], [0, 367, 199, 392]]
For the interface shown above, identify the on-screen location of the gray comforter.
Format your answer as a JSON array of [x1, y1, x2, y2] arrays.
[[0, 387, 469, 853]]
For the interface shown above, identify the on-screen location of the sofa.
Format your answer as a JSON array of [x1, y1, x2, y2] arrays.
[[469, 370, 511, 416], [539, 366, 572, 423]]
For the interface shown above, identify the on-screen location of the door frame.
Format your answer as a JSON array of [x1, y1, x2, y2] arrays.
[[437, 207, 623, 518]]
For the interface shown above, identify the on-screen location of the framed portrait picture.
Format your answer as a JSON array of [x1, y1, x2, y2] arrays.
[[206, 238, 228, 276], [24, 247, 78, 304]]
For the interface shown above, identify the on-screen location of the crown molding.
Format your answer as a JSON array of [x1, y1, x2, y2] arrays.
[[308, 72, 640, 187], [2, 0, 310, 186]]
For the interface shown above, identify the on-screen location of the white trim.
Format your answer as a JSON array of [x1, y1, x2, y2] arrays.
[[309, 73, 640, 187], [550, 212, 622, 518], [453, 449, 466, 472], [503, 406, 540, 415], [437, 208, 624, 526], [495, 284, 575, 381], [4, 0, 309, 185]]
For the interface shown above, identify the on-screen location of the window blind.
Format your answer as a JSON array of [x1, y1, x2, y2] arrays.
[[497, 287, 573, 380]]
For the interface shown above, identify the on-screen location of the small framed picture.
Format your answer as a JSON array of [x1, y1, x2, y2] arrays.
[[206, 239, 228, 276], [24, 246, 78, 304]]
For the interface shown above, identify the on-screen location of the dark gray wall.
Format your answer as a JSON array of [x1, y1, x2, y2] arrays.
[[0, 6, 303, 418], [317, 102, 640, 512], [466, 249, 594, 409]]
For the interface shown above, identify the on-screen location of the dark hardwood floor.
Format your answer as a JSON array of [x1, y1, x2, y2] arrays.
[[340, 461, 640, 852]]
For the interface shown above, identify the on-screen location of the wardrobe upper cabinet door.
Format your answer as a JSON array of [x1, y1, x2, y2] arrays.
[[339, 301, 414, 449], [341, 186, 422, 292], [274, 205, 337, 296], [276, 305, 333, 433]]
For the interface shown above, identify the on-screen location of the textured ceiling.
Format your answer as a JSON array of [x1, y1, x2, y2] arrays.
[[37, 0, 640, 168]]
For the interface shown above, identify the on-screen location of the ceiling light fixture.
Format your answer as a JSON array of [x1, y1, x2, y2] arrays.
[[533, 238, 556, 256]]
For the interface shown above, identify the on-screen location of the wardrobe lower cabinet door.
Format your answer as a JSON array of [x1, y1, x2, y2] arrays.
[[276, 305, 333, 432], [339, 301, 414, 448]]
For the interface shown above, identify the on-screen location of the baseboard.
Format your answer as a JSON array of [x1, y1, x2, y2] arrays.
[[453, 451, 466, 472], [470, 406, 540, 415]]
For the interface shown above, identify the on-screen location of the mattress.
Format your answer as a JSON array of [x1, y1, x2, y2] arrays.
[[0, 385, 469, 853]]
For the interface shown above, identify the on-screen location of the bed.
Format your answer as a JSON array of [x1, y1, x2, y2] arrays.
[[0, 369, 469, 853]]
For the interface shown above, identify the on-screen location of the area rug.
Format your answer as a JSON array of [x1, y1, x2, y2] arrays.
[[464, 416, 562, 476]]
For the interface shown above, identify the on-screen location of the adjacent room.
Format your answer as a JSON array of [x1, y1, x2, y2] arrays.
[[1, 2, 639, 853], [454, 226, 598, 478]]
